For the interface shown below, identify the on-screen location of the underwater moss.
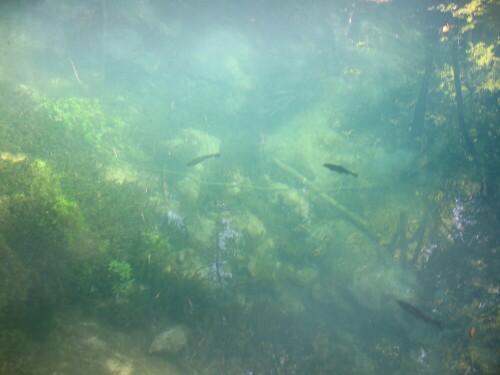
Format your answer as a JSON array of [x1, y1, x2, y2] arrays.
[[0, 0, 498, 369], [38, 96, 126, 151], [0, 237, 29, 315], [108, 259, 134, 297]]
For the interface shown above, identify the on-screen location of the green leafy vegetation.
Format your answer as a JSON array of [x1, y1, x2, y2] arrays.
[[0, 0, 498, 373], [108, 259, 134, 297]]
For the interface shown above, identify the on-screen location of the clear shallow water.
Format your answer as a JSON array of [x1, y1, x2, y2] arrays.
[[0, 1, 498, 374]]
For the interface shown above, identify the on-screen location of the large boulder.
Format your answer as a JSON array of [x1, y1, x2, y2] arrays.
[[149, 325, 189, 355]]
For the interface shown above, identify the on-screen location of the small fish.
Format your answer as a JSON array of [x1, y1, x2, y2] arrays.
[[323, 163, 358, 177], [396, 300, 443, 328], [186, 153, 221, 166], [469, 326, 476, 338]]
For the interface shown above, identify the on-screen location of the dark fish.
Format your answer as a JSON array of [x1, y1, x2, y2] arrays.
[[323, 163, 358, 177], [186, 153, 221, 166], [396, 300, 442, 328]]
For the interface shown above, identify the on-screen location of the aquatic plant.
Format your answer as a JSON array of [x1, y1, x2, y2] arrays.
[[38, 96, 125, 151], [108, 259, 134, 297], [0, 0, 498, 371]]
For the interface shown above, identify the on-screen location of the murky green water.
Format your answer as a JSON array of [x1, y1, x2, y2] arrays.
[[0, 1, 498, 374]]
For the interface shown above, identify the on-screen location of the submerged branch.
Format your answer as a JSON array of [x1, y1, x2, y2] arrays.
[[451, 39, 478, 161], [273, 158, 381, 244]]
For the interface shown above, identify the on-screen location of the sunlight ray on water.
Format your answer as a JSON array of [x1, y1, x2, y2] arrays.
[[0, 0, 498, 374]]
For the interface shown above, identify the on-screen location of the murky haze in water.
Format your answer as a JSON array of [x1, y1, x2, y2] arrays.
[[0, 0, 498, 374]]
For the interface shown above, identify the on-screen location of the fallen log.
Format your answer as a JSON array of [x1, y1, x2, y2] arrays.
[[273, 158, 381, 244]]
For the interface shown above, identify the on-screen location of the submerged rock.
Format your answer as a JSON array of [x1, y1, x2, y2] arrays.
[[149, 325, 189, 355]]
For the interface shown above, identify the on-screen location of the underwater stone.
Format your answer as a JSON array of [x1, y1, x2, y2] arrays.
[[178, 174, 201, 202], [233, 212, 266, 238], [149, 325, 189, 355]]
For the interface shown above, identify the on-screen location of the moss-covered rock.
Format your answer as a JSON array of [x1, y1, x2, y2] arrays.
[[149, 325, 190, 355]]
